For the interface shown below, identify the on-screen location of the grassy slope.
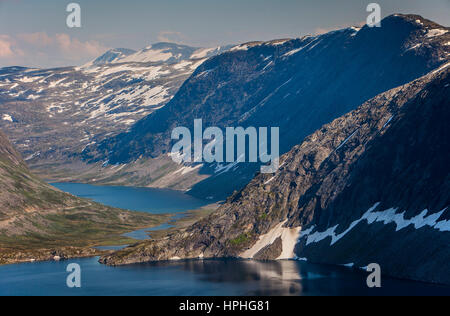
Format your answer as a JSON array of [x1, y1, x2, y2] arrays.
[[0, 131, 172, 264]]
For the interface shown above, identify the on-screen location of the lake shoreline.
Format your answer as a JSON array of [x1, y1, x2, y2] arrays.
[[0, 246, 108, 266], [0, 196, 220, 267]]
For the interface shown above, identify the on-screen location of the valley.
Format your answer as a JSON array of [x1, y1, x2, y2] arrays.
[[0, 13, 449, 291], [100, 55, 450, 285], [0, 129, 191, 265]]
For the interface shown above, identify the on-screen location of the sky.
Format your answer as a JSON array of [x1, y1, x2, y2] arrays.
[[0, 0, 449, 68]]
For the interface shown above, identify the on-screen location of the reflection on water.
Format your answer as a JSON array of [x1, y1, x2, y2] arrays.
[[2, 257, 448, 296], [172, 259, 304, 296], [158, 259, 450, 296]]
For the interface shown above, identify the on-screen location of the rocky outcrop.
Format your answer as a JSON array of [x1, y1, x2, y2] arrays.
[[100, 64, 449, 285], [253, 237, 282, 261], [0, 247, 104, 265]]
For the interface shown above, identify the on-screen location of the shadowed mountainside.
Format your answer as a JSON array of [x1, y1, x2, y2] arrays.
[[82, 15, 449, 200]]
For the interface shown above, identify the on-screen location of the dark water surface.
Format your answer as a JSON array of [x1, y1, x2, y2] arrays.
[[1, 257, 449, 296], [2, 183, 448, 296]]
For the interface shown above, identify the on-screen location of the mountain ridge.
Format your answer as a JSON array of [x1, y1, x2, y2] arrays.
[[82, 14, 450, 200]]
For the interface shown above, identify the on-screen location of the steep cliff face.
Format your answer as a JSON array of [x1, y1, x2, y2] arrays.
[[0, 130, 24, 166], [293, 68, 450, 284], [85, 14, 450, 200], [100, 65, 449, 284]]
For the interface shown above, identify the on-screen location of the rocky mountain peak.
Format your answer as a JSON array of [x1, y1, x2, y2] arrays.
[[92, 48, 137, 65]]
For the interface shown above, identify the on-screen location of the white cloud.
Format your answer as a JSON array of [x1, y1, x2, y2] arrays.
[[0, 32, 109, 68], [18, 32, 54, 47], [55, 33, 107, 60], [0, 35, 14, 58], [157, 31, 187, 44]]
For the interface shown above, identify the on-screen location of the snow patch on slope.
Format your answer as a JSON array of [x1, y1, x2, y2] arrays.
[[119, 49, 173, 63], [230, 45, 249, 52], [283, 47, 306, 57], [240, 220, 302, 260], [299, 203, 450, 247], [2, 114, 13, 122], [426, 29, 448, 38], [191, 48, 217, 59], [173, 164, 203, 176]]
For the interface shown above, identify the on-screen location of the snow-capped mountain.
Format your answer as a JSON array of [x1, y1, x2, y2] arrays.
[[113, 42, 226, 64], [86, 43, 227, 66], [0, 43, 228, 171], [91, 48, 137, 65], [82, 14, 450, 200]]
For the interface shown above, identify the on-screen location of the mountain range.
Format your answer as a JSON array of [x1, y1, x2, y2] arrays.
[[0, 42, 228, 176], [81, 14, 450, 200], [0, 14, 449, 284]]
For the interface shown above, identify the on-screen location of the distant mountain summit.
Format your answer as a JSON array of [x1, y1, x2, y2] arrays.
[[108, 42, 197, 64], [92, 48, 137, 65], [89, 43, 229, 66]]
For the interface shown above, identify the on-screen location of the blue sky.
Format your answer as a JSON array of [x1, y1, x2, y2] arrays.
[[0, 0, 449, 67]]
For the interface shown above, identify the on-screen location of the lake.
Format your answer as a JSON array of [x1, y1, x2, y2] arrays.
[[1, 257, 449, 296], [51, 183, 208, 214], [52, 183, 206, 248], [1, 183, 449, 296]]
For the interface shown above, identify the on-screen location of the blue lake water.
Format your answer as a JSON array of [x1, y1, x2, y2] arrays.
[[1, 257, 449, 296], [122, 223, 175, 240], [51, 183, 208, 214], [52, 183, 204, 248], [1, 183, 449, 296]]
